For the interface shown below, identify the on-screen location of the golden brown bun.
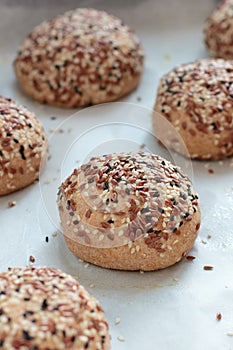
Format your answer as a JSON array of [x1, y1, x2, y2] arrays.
[[57, 152, 200, 271], [204, 0, 233, 59], [14, 8, 144, 108], [0, 266, 110, 350], [0, 96, 48, 195], [154, 59, 233, 160]]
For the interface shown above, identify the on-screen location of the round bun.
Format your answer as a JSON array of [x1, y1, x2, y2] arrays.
[[57, 152, 200, 271], [14, 8, 144, 108], [154, 58, 233, 160], [204, 0, 233, 59], [0, 96, 48, 195], [0, 266, 110, 350]]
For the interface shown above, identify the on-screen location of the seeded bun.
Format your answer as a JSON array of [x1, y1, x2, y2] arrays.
[[154, 59, 233, 160], [0, 96, 48, 195], [0, 266, 110, 350], [14, 8, 144, 108], [204, 0, 233, 59], [57, 152, 200, 271]]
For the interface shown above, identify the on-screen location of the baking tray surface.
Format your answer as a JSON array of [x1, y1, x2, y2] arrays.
[[0, 1, 233, 349]]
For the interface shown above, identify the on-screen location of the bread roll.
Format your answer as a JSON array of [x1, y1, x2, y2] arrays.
[[204, 0, 233, 59], [154, 58, 233, 159], [58, 152, 200, 271], [0, 96, 48, 195], [0, 266, 110, 350], [14, 8, 144, 108]]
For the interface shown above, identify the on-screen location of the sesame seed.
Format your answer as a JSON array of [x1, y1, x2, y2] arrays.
[[115, 317, 121, 325], [173, 277, 179, 282], [117, 335, 125, 342], [130, 248, 136, 254]]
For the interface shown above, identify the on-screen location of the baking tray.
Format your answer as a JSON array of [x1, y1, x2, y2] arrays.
[[1, 0, 233, 349]]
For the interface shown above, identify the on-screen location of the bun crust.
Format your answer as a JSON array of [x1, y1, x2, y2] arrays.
[[0, 266, 110, 350], [14, 8, 144, 108], [154, 59, 233, 160], [58, 152, 200, 271], [0, 96, 48, 195]]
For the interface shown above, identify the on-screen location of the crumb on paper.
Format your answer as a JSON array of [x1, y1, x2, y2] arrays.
[[186, 255, 196, 261], [43, 180, 50, 185], [84, 263, 89, 268], [139, 143, 145, 150], [227, 332, 233, 336], [136, 96, 142, 101], [8, 201, 16, 208], [173, 277, 179, 282], [207, 234, 212, 239], [163, 54, 171, 61], [216, 313, 222, 321], [115, 317, 121, 325], [45, 236, 49, 243], [208, 168, 214, 174], [89, 283, 95, 288], [201, 239, 207, 245], [203, 265, 213, 270], [79, 258, 84, 263], [139, 270, 144, 274], [52, 231, 58, 237], [117, 335, 125, 342], [49, 128, 64, 134], [29, 255, 35, 263]]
